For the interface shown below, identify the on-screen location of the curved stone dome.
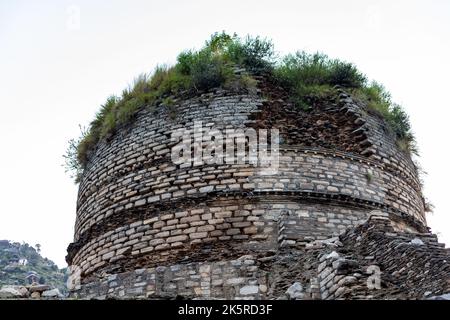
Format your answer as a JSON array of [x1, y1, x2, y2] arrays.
[[67, 75, 427, 298]]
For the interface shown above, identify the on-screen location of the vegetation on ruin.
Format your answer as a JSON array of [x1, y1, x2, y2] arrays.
[[65, 32, 416, 182], [273, 52, 417, 154]]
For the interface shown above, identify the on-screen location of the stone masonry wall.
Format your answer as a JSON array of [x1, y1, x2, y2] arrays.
[[72, 255, 269, 300], [70, 213, 449, 300], [67, 76, 428, 298]]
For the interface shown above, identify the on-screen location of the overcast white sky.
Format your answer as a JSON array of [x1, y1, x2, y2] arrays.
[[1, 0, 449, 267]]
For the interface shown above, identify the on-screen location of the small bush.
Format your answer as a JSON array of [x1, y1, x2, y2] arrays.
[[274, 52, 365, 108], [178, 49, 233, 91], [117, 97, 141, 124], [90, 95, 118, 137], [275, 52, 366, 88], [164, 70, 191, 95], [149, 65, 170, 91], [226, 35, 275, 72], [100, 111, 116, 138], [353, 82, 417, 154], [63, 126, 90, 183], [328, 61, 367, 88]]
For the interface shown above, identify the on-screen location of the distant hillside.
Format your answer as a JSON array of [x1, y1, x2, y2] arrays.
[[0, 240, 67, 293]]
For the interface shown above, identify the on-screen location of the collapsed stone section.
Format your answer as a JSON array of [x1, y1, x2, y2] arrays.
[[250, 78, 369, 154], [314, 213, 450, 299], [67, 75, 431, 299]]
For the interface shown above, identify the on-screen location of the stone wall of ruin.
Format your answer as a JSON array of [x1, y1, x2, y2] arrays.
[[71, 213, 449, 300], [67, 81, 427, 297]]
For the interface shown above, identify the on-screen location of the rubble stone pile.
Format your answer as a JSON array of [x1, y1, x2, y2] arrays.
[[0, 283, 64, 299]]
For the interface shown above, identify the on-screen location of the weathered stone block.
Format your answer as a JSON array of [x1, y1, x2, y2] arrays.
[[189, 232, 208, 240], [167, 235, 188, 243]]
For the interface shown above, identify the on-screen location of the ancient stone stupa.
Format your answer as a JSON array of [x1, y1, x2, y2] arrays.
[[66, 34, 449, 299]]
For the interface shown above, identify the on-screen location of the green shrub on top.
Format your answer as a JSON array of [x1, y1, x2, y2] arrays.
[[226, 34, 275, 73], [275, 51, 366, 96], [177, 49, 232, 91], [352, 82, 417, 154], [65, 32, 417, 183]]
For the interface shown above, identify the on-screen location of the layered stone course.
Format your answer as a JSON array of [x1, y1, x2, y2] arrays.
[[71, 213, 449, 300], [71, 199, 278, 277]]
